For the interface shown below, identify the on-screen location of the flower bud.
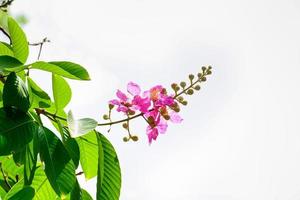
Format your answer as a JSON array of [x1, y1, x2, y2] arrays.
[[163, 114, 170, 120], [187, 89, 194, 95], [122, 123, 128, 129], [109, 104, 114, 109], [188, 74, 194, 81], [177, 96, 184, 102], [182, 100, 188, 106], [201, 77, 207, 82], [103, 114, 109, 120], [202, 66, 206, 71], [208, 66, 212, 70], [197, 73, 202, 78], [206, 70, 212, 75], [180, 81, 186, 88], [131, 135, 139, 142], [123, 137, 129, 142], [194, 85, 201, 91], [171, 83, 178, 90], [128, 110, 135, 115]]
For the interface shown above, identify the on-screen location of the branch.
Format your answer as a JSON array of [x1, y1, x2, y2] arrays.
[[29, 37, 50, 60]]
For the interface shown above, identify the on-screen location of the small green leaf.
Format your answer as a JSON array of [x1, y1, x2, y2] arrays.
[[76, 131, 98, 180], [0, 108, 35, 155], [31, 61, 90, 80], [27, 77, 51, 108], [38, 127, 76, 196], [7, 17, 29, 64], [3, 72, 30, 113], [67, 111, 98, 138], [96, 132, 121, 200], [52, 74, 72, 111]]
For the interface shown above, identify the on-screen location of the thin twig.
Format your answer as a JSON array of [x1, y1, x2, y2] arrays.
[[29, 37, 50, 60]]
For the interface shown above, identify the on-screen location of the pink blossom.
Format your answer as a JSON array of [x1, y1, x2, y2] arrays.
[[109, 82, 183, 144]]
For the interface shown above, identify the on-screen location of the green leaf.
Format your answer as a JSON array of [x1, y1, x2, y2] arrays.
[[96, 132, 121, 200], [27, 77, 51, 108], [32, 167, 57, 200], [7, 17, 29, 64], [64, 138, 80, 169], [67, 111, 98, 138], [38, 127, 76, 196], [76, 131, 98, 180], [69, 181, 93, 200], [0, 185, 6, 198], [3, 72, 30, 113], [31, 61, 90, 80], [0, 42, 14, 57], [52, 74, 72, 111], [0, 155, 23, 186], [0, 55, 23, 71], [0, 108, 35, 155], [13, 128, 39, 185], [4, 186, 35, 200]]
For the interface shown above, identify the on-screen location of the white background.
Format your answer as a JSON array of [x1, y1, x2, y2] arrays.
[[9, 0, 300, 199]]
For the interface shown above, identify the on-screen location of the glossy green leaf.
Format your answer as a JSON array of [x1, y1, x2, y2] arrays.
[[0, 155, 23, 188], [3, 72, 30, 113], [13, 128, 39, 185], [96, 132, 121, 200], [32, 167, 57, 200], [64, 138, 80, 169], [4, 186, 35, 200], [28, 77, 51, 108], [76, 131, 98, 180], [0, 56, 23, 70], [0, 108, 35, 155], [69, 181, 93, 200], [38, 127, 76, 196], [7, 17, 29, 64], [0, 185, 6, 198], [31, 61, 90, 80], [52, 74, 72, 111], [67, 111, 98, 138], [0, 42, 13, 57]]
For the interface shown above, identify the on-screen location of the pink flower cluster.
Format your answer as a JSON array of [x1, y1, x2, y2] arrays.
[[109, 82, 183, 144]]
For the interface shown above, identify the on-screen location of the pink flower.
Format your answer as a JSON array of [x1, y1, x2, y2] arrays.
[[109, 82, 151, 114], [109, 82, 183, 144]]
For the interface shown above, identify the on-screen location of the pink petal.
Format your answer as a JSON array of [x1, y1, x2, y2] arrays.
[[170, 111, 183, 123], [132, 96, 151, 113], [116, 105, 129, 113], [116, 90, 128, 102], [147, 126, 158, 144], [109, 99, 120, 106], [157, 119, 168, 134], [127, 82, 141, 96]]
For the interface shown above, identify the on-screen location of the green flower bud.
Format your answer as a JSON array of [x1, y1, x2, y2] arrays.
[[180, 81, 186, 88], [197, 73, 202, 79], [187, 89, 194, 95], [188, 74, 194, 81], [171, 83, 178, 90], [201, 77, 207, 82], [202, 66, 206, 71], [122, 123, 128, 129], [128, 110, 135, 115], [109, 104, 114, 109], [182, 100, 188, 106], [194, 85, 201, 91], [103, 114, 109, 120], [131, 135, 139, 142], [123, 137, 129, 142]]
